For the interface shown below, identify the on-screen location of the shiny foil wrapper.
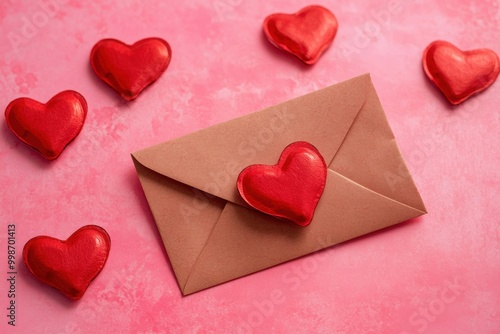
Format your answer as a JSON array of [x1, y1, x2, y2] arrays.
[[237, 141, 327, 227], [423, 40, 500, 104], [23, 225, 111, 300], [264, 5, 338, 65], [5, 90, 87, 160], [90, 38, 171, 101]]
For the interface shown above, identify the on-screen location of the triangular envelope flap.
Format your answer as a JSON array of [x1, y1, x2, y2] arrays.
[[330, 77, 427, 212], [132, 157, 227, 288], [181, 170, 424, 295], [132, 74, 370, 205]]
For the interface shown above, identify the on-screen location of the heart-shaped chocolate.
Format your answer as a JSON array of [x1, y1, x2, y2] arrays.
[[237, 141, 327, 226], [263, 5, 338, 65], [423, 40, 500, 104], [5, 90, 87, 160], [90, 38, 172, 101], [23, 225, 111, 300]]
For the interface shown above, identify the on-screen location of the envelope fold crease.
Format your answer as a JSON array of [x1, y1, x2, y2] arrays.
[[181, 203, 227, 291]]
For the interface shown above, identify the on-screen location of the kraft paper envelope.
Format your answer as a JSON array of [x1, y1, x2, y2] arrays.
[[132, 74, 426, 295]]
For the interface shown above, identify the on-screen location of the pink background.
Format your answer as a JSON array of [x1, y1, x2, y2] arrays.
[[1, 0, 499, 333]]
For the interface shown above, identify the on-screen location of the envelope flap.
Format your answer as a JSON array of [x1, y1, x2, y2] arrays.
[[181, 170, 425, 295], [329, 76, 427, 212], [132, 74, 370, 204]]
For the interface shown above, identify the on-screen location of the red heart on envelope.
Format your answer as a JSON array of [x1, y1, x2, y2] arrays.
[[423, 40, 500, 104], [237, 142, 327, 226], [90, 38, 172, 101], [23, 225, 111, 300], [263, 5, 338, 64], [4, 90, 87, 160]]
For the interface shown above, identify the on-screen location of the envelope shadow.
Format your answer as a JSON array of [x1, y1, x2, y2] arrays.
[[260, 31, 316, 71]]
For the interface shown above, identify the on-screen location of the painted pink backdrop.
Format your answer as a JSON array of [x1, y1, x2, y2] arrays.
[[1, 0, 499, 333]]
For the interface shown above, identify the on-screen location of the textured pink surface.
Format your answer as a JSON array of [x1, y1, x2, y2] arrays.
[[0, 1, 499, 333]]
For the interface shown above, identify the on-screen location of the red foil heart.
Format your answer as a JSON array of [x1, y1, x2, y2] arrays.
[[23, 225, 111, 300], [263, 5, 338, 65], [237, 141, 327, 226], [90, 38, 172, 101], [423, 40, 500, 104], [5, 90, 87, 160]]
